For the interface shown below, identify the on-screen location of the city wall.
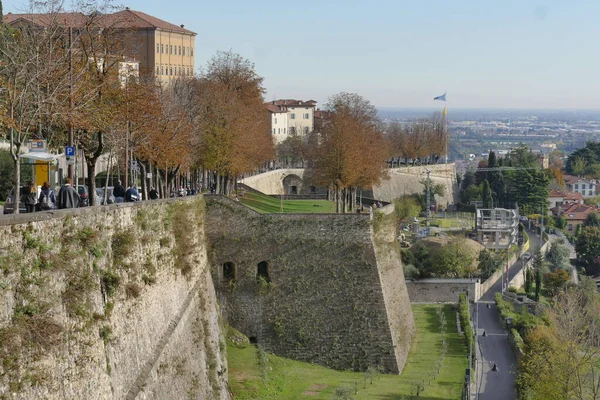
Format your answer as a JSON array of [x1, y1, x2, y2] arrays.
[[240, 164, 457, 206], [0, 198, 230, 400], [204, 196, 414, 374], [405, 279, 480, 303]]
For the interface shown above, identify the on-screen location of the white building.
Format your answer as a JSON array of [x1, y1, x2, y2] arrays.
[[266, 99, 317, 144], [565, 175, 597, 198]]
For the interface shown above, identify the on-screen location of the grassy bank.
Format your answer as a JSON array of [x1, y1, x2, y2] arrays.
[[239, 191, 336, 214], [228, 304, 467, 399]]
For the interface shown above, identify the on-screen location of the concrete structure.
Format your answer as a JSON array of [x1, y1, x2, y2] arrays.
[[266, 99, 317, 144], [564, 175, 597, 198], [405, 279, 480, 303], [476, 208, 519, 249], [4, 8, 196, 84], [0, 198, 230, 399], [205, 195, 414, 373]]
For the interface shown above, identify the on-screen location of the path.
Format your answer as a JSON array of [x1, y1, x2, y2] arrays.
[[475, 230, 541, 400]]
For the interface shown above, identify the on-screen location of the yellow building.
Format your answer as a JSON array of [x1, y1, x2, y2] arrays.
[[4, 8, 196, 84]]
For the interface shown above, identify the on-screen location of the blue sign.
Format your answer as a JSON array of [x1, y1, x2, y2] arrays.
[[65, 146, 75, 157]]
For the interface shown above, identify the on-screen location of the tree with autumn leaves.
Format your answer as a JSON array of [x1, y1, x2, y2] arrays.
[[305, 92, 388, 213]]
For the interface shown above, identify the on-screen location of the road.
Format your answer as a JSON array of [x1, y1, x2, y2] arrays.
[[475, 230, 541, 400]]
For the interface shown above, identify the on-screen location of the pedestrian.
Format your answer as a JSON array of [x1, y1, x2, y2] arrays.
[[149, 187, 159, 200], [22, 181, 37, 213], [38, 181, 56, 211], [113, 180, 126, 203], [57, 177, 80, 209], [125, 185, 139, 202]]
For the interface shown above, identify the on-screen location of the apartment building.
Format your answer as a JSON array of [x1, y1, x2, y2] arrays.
[[564, 175, 597, 198], [4, 8, 196, 84], [266, 99, 317, 144]]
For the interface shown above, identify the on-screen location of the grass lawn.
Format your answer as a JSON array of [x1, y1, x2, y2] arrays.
[[239, 192, 336, 214], [429, 217, 474, 229], [228, 305, 467, 399]]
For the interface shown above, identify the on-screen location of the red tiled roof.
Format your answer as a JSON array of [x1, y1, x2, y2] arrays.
[[562, 203, 597, 221], [549, 190, 584, 201], [271, 99, 317, 107], [4, 9, 196, 35]]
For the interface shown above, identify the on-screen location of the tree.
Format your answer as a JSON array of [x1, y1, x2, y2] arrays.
[[394, 195, 421, 221], [576, 227, 600, 275], [277, 132, 306, 168], [478, 249, 502, 279], [430, 238, 476, 278], [534, 269, 541, 302], [546, 239, 572, 270], [194, 51, 273, 195], [306, 92, 388, 213], [482, 179, 493, 208], [519, 288, 600, 399], [571, 155, 588, 177], [543, 270, 570, 297], [585, 212, 600, 228], [524, 267, 533, 294]]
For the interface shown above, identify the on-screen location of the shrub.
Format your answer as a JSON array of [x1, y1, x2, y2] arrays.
[[101, 270, 121, 297], [125, 283, 142, 299], [458, 293, 473, 361], [111, 230, 136, 261]]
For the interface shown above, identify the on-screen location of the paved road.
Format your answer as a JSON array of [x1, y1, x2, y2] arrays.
[[475, 230, 541, 400]]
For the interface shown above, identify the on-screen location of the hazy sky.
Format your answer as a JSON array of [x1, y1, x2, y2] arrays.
[[3, 0, 600, 109]]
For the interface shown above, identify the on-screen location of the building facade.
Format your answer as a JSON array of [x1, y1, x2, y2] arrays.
[[266, 99, 317, 144], [475, 208, 519, 250], [4, 8, 196, 84], [564, 175, 597, 198]]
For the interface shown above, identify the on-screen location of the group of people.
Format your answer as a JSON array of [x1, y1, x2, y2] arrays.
[[19, 178, 79, 212]]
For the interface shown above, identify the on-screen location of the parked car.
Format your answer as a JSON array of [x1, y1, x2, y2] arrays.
[[3, 187, 26, 214], [522, 252, 532, 261], [96, 187, 115, 205], [77, 185, 89, 207]]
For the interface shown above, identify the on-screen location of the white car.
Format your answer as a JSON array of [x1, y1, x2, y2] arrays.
[[522, 252, 532, 261]]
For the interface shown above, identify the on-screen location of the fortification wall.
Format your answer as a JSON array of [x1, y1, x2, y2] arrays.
[[372, 164, 457, 206], [0, 198, 229, 400], [406, 279, 480, 303], [240, 164, 457, 206], [204, 196, 414, 374]]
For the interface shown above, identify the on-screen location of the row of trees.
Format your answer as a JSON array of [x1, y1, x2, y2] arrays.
[[0, 2, 275, 209], [460, 146, 550, 215]]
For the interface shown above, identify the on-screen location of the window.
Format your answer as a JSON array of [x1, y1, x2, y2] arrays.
[[582, 184, 586, 190], [304, 113, 309, 119], [179, 46, 182, 55], [156, 43, 159, 53], [304, 127, 309, 134], [575, 184, 579, 190], [257, 261, 270, 283], [310, 186, 316, 193], [272, 128, 275, 134], [160, 65, 164, 75], [161, 44, 164, 53], [283, 128, 286, 134], [183, 47, 185, 56], [170, 45, 173, 54], [590, 191, 593, 196], [568, 224, 573, 231], [278, 128, 280, 134], [223, 262, 237, 282], [274, 117, 277, 124], [156, 65, 159, 75], [170, 66, 173, 75], [191, 48, 194, 56], [290, 127, 296, 134], [290, 113, 295, 119]]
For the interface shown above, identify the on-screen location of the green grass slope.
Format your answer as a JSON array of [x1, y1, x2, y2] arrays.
[[239, 192, 336, 214], [228, 305, 467, 399]]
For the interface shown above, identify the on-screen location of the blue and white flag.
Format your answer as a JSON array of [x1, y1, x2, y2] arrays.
[[434, 92, 446, 102]]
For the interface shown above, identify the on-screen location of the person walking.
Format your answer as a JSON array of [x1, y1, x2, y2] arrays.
[[57, 178, 80, 209], [149, 187, 159, 200], [22, 181, 37, 213], [38, 181, 56, 211], [125, 185, 139, 202], [113, 180, 126, 203]]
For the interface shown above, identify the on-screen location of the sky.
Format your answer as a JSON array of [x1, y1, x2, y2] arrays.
[[3, 0, 600, 109]]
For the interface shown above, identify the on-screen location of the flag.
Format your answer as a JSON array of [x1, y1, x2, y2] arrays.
[[434, 92, 446, 102], [442, 105, 447, 117]]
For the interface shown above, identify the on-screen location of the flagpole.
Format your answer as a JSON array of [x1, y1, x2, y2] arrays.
[[445, 98, 448, 165]]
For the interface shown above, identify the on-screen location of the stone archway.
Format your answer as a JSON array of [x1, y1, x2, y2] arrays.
[[282, 174, 303, 195]]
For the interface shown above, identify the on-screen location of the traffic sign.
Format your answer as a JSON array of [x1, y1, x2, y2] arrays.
[[65, 146, 75, 157]]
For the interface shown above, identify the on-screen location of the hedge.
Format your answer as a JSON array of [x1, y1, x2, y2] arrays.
[[458, 293, 474, 363]]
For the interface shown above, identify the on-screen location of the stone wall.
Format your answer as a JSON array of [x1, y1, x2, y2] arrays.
[[406, 279, 480, 303], [204, 196, 414, 374], [0, 198, 230, 400]]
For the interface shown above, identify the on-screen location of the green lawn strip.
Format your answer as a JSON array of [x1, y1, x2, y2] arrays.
[[228, 304, 467, 399], [239, 192, 336, 214]]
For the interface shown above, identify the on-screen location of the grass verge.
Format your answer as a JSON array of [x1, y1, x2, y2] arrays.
[[239, 192, 336, 214], [228, 304, 467, 399]]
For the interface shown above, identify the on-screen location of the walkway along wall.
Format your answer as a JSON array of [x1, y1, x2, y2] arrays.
[[0, 197, 230, 400], [204, 196, 414, 374]]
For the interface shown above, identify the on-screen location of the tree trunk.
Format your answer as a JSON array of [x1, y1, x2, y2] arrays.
[[103, 150, 113, 202], [140, 160, 148, 201]]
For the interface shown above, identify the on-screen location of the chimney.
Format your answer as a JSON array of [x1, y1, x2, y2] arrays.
[[180, 24, 185, 28]]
